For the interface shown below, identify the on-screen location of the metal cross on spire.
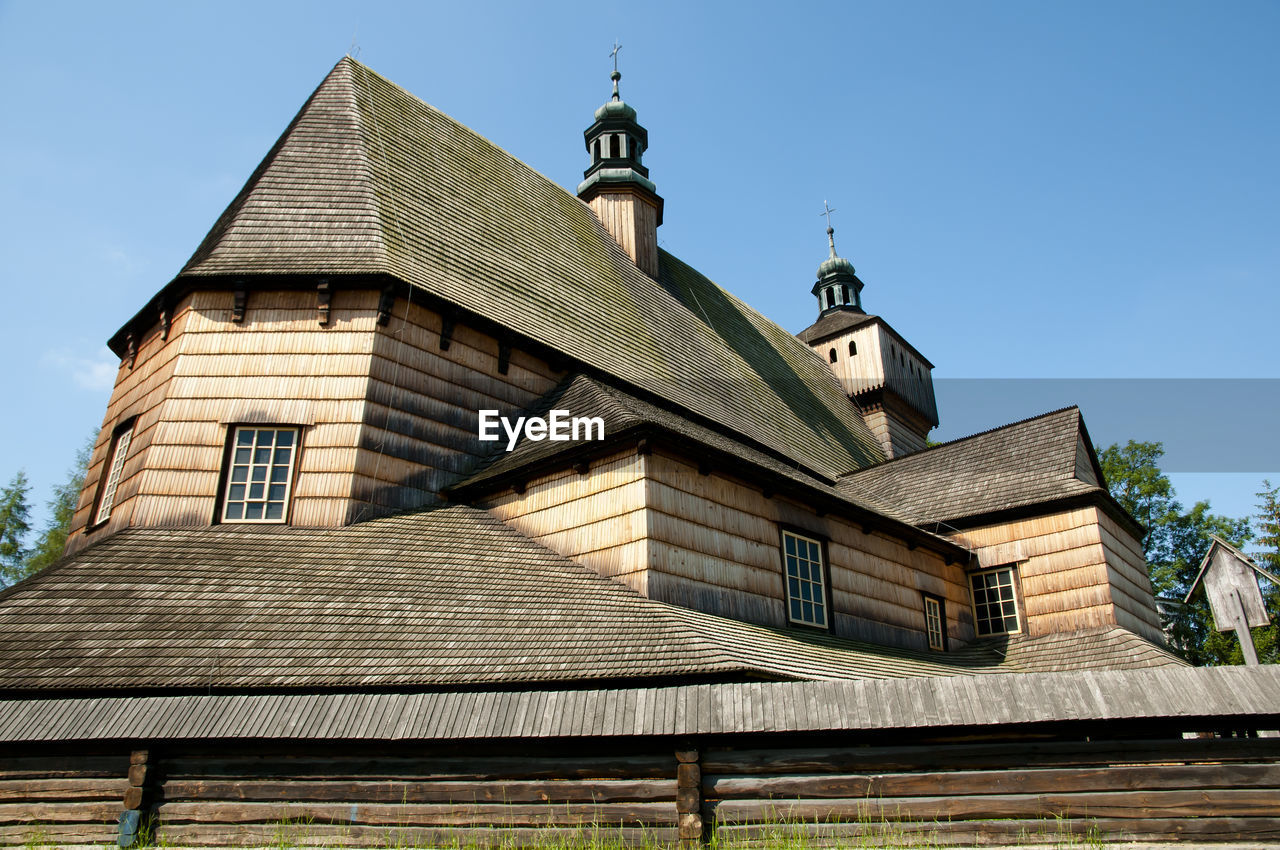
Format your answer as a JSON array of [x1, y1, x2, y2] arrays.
[[610, 40, 623, 72], [820, 200, 839, 256], [820, 200, 837, 229]]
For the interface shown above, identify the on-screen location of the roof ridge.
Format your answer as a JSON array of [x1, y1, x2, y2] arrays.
[[842, 405, 1082, 477]]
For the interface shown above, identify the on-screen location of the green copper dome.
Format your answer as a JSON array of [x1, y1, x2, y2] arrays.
[[818, 253, 856, 280]]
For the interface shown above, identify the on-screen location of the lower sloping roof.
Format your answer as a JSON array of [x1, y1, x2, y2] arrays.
[[0, 505, 1177, 694], [841, 406, 1110, 527], [2, 666, 1272, 743]]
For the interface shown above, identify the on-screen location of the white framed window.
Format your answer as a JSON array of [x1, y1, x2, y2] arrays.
[[923, 594, 946, 651], [94, 422, 135, 525], [782, 530, 828, 628], [222, 426, 299, 523], [971, 567, 1021, 635]]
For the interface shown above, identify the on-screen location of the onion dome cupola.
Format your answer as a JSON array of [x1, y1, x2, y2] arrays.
[[812, 205, 865, 317], [577, 45, 664, 277]]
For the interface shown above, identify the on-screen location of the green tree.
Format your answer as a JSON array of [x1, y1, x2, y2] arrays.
[[0, 471, 33, 585], [17, 435, 94, 581], [1097, 440, 1255, 665]]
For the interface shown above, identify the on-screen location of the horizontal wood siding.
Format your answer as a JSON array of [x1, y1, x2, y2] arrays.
[[66, 296, 192, 554], [0, 753, 127, 845], [703, 738, 1280, 845], [150, 749, 676, 847], [484, 451, 650, 594], [645, 451, 973, 649], [1095, 508, 1165, 642], [355, 298, 561, 519], [949, 506, 1162, 639], [67, 288, 562, 552]]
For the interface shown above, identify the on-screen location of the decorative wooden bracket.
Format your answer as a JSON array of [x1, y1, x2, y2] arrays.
[[697, 461, 711, 476], [158, 300, 172, 341], [906, 540, 918, 552], [125, 333, 137, 370], [761, 486, 774, 500], [572, 461, 590, 476], [232, 284, 247, 323], [511, 480, 526, 495], [376, 286, 396, 326], [636, 437, 651, 456], [316, 278, 332, 326], [497, 339, 511, 375], [439, 313, 456, 351]]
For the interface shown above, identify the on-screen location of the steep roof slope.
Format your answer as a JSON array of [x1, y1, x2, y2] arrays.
[[841, 407, 1105, 526], [0, 505, 995, 691], [175, 57, 884, 479]]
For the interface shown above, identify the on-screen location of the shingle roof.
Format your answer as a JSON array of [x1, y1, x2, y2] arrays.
[[3, 663, 1256, 744], [450, 376, 962, 560], [841, 407, 1103, 526], [168, 57, 884, 480], [453, 374, 933, 538], [0, 506, 1176, 694], [796, 310, 879, 344]]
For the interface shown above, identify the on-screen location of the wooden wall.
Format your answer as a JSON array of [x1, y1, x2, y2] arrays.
[[586, 189, 660, 278], [483, 450, 651, 595], [0, 751, 128, 846], [356, 297, 560, 518], [4, 734, 1277, 847], [484, 445, 973, 650], [643, 449, 972, 649], [812, 322, 935, 458], [703, 736, 1280, 845], [949, 506, 1164, 642], [66, 287, 561, 555]]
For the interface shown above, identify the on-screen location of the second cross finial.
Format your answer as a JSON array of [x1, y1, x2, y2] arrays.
[[820, 200, 839, 257]]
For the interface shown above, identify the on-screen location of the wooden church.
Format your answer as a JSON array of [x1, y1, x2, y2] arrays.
[[1, 58, 1277, 847]]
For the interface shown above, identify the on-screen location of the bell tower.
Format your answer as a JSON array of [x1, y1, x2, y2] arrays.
[[798, 204, 939, 458], [577, 44, 663, 277]]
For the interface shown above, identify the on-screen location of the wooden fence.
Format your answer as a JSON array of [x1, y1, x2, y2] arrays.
[[3, 734, 1280, 846]]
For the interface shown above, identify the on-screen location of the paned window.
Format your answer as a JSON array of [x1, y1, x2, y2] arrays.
[[923, 595, 946, 651], [94, 423, 135, 525], [783, 531, 828, 628], [222, 427, 298, 523], [971, 568, 1020, 635]]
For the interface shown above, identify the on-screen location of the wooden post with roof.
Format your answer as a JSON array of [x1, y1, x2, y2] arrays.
[[1185, 535, 1279, 666]]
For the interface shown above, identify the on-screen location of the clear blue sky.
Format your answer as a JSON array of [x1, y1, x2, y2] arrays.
[[1, 1, 1276, 534]]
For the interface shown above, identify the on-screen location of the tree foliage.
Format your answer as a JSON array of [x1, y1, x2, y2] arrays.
[[0, 435, 93, 587], [0, 471, 33, 584], [1098, 440, 1274, 665]]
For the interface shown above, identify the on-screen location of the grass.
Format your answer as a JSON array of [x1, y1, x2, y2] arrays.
[[10, 812, 1116, 850]]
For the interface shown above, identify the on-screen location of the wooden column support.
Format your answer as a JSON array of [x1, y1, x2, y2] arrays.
[[118, 749, 152, 847], [675, 747, 703, 845], [125, 333, 137, 370]]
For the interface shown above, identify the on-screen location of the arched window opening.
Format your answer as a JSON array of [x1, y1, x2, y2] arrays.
[[842, 284, 850, 304], [609, 134, 620, 158], [593, 139, 601, 162], [848, 341, 857, 356], [829, 348, 838, 363]]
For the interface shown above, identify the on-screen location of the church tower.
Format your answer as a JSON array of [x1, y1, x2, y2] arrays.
[[577, 50, 663, 277], [798, 209, 939, 458]]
